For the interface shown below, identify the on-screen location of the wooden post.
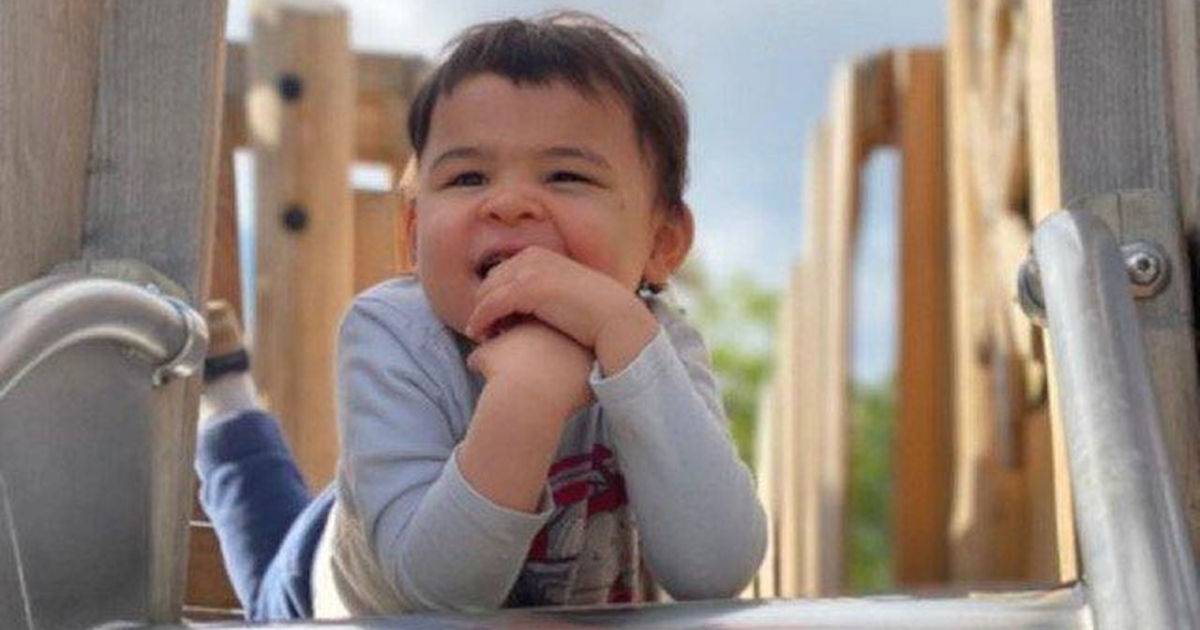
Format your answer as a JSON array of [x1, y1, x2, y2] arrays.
[[0, 2, 103, 294], [1024, 0, 1078, 583], [943, 0, 1064, 583], [208, 111, 245, 315], [354, 189, 405, 292], [248, 0, 355, 486], [893, 49, 952, 587], [83, 2, 227, 619]]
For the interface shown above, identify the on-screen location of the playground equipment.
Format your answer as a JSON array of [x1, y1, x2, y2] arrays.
[[1, 0, 1199, 627], [0, 267, 208, 628]]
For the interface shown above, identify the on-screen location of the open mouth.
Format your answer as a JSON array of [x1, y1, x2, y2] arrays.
[[474, 251, 513, 280]]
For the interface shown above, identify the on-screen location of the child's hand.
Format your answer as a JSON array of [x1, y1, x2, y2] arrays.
[[464, 246, 659, 376], [467, 318, 595, 417]]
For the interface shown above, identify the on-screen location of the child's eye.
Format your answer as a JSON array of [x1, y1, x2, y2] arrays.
[[445, 171, 486, 188], [547, 170, 594, 185]]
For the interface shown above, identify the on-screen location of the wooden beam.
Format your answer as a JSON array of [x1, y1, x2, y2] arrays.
[[82, 1, 228, 620], [893, 49, 952, 587], [0, 2, 103, 294], [226, 42, 426, 173], [249, 0, 355, 487], [1044, 0, 1200, 562]]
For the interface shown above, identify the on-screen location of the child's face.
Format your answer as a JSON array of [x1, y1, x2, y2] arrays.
[[412, 73, 689, 334]]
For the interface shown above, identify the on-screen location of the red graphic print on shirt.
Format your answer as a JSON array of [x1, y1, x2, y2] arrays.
[[505, 444, 640, 607]]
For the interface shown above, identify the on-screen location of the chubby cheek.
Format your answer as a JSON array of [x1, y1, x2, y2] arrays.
[[566, 234, 644, 290], [414, 214, 473, 332]]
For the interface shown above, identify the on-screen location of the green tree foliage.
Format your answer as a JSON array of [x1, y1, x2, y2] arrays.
[[675, 260, 894, 592], [673, 260, 778, 468], [847, 380, 895, 593]]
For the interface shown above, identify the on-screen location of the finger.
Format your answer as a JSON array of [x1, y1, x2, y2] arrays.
[[466, 346, 483, 373], [466, 282, 530, 340]]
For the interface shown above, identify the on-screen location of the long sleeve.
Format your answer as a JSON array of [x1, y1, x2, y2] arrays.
[[590, 303, 767, 600], [334, 295, 554, 613]]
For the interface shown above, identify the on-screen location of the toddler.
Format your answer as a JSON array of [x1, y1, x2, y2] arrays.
[[198, 12, 765, 620]]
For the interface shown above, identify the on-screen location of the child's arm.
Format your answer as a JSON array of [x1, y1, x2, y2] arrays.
[[465, 249, 767, 599], [458, 321, 594, 513], [336, 296, 591, 613], [591, 304, 767, 599]]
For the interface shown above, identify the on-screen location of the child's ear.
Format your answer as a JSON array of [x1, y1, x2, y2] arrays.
[[643, 203, 695, 287], [402, 195, 418, 272], [398, 157, 420, 272]]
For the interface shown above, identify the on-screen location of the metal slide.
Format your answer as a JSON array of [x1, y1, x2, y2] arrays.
[[0, 268, 206, 628]]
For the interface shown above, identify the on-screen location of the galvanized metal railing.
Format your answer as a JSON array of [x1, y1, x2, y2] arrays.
[[0, 274, 207, 399], [1020, 209, 1200, 629]]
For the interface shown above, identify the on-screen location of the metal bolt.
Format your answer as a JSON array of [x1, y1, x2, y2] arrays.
[[281, 204, 308, 232], [1017, 257, 1046, 327], [278, 73, 304, 102], [1120, 241, 1170, 299]]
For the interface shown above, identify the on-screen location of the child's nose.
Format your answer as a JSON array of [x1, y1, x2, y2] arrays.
[[478, 189, 547, 225]]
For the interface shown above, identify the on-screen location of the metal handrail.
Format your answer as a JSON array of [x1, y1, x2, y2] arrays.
[[0, 274, 208, 400], [1027, 209, 1200, 629]]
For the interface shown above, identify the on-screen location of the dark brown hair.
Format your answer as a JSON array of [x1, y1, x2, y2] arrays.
[[407, 11, 689, 213]]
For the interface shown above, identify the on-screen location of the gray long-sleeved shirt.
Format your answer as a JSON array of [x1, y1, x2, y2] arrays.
[[311, 277, 765, 615]]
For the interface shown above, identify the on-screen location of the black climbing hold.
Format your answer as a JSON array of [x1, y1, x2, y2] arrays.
[[282, 205, 308, 232], [278, 73, 304, 102]]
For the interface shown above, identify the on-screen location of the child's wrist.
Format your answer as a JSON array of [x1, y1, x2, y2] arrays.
[[483, 371, 584, 422], [594, 302, 659, 377]]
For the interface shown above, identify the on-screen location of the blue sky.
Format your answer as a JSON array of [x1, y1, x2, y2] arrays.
[[227, 1, 944, 383]]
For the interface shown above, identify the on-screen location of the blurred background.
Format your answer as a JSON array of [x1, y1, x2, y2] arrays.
[[227, 1, 944, 592]]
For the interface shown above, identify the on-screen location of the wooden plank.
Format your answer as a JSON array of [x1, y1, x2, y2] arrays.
[[249, 0, 355, 487], [186, 522, 240, 611], [226, 42, 426, 174], [1047, 0, 1200, 561], [354, 189, 405, 293], [0, 2, 103, 294], [1163, 0, 1200, 307], [750, 383, 779, 598], [943, 0, 1061, 584], [814, 54, 894, 595], [207, 112, 245, 315], [892, 49, 952, 587], [775, 266, 802, 597], [1024, 0, 1078, 582], [794, 122, 830, 598], [946, 0, 1000, 582], [81, 1, 228, 620]]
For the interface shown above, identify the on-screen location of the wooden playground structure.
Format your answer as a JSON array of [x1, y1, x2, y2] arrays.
[[1, 0, 1198, 627], [754, 0, 1200, 603]]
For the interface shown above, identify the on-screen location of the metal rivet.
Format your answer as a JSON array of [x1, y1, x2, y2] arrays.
[[282, 205, 308, 232], [278, 73, 304, 102], [1120, 241, 1170, 299]]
